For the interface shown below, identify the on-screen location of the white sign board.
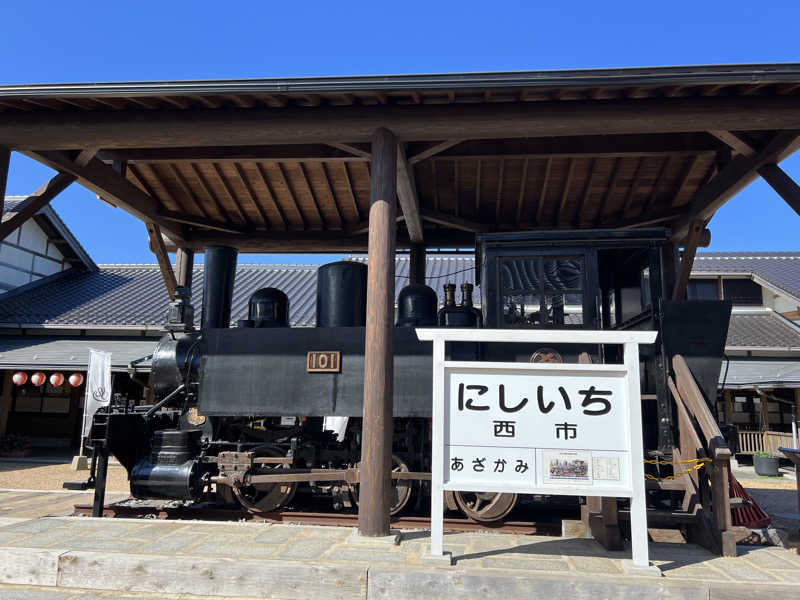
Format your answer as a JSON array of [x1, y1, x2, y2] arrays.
[[415, 328, 657, 568]]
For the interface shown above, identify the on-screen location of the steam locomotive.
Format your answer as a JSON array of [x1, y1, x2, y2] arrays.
[[88, 230, 730, 523]]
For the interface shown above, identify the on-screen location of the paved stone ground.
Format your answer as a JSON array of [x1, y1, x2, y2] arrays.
[[0, 514, 797, 599]]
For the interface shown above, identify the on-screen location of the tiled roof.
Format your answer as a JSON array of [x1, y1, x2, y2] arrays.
[[0, 256, 478, 329], [0, 253, 798, 350], [726, 310, 800, 349], [694, 251, 800, 301]]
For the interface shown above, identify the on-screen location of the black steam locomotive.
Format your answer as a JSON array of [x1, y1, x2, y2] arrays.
[[86, 230, 730, 523]]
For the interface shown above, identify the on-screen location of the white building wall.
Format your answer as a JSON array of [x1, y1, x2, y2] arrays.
[[0, 218, 66, 292]]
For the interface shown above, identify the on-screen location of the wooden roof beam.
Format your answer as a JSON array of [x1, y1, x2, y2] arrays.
[[0, 171, 76, 239], [672, 130, 800, 239], [326, 142, 371, 160], [396, 145, 424, 243], [6, 95, 800, 150], [419, 207, 489, 233], [175, 228, 475, 253], [672, 220, 705, 300], [146, 221, 177, 301], [408, 140, 464, 164], [24, 150, 186, 242], [708, 130, 756, 157], [758, 163, 800, 216]]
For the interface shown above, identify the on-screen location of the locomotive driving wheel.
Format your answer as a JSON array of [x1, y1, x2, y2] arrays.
[[231, 445, 297, 513], [454, 491, 518, 523], [351, 454, 412, 516]]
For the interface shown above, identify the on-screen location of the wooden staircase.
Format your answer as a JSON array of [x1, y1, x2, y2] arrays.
[[582, 354, 739, 557]]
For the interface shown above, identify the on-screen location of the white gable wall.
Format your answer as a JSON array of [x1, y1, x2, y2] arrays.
[[0, 218, 66, 292]]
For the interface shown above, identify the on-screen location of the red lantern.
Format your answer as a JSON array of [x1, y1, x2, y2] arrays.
[[30, 372, 46, 387], [12, 371, 27, 386], [68, 372, 84, 387], [49, 372, 65, 387]]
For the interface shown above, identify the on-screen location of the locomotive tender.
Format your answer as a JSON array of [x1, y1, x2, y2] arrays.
[[90, 229, 729, 523]]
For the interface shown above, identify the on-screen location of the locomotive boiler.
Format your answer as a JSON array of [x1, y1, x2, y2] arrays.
[[89, 229, 731, 523]]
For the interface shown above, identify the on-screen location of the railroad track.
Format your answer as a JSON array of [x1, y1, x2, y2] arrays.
[[72, 502, 561, 535]]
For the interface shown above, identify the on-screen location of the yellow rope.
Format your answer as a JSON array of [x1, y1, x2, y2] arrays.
[[643, 457, 711, 481]]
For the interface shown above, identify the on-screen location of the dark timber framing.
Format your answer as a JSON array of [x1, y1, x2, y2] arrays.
[[0, 172, 76, 239], [3, 64, 800, 534]]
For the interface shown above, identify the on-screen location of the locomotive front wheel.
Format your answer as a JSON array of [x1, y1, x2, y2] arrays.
[[454, 491, 518, 523], [351, 454, 412, 516], [232, 446, 297, 513]]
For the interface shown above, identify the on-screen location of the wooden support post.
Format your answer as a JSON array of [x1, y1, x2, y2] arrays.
[[0, 371, 12, 436], [358, 127, 398, 537], [175, 248, 195, 291], [759, 389, 770, 432], [408, 243, 426, 286], [672, 220, 704, 300], [723, 389, 733, 423], [0, 147, 9, 219]]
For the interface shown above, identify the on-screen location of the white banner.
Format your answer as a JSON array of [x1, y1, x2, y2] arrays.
[[81, 349, 112, 438]]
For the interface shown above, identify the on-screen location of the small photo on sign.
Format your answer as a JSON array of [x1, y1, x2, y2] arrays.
[[592, 456, 621, 481], [543, 449, 592, 483]]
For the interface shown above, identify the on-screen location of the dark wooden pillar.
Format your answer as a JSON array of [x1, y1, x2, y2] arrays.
[[408, 243, 426, 286], [358, 128, 398, 537], [175, 248, 195, 291], [0, 148, 10, 218]]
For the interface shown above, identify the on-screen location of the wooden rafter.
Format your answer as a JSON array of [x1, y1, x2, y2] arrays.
[[25, 150, 185, 241], [253, 163, 288, 230], [340, 162, 360, 221], [408, 140, 464, 164], [758, 163, 800, 216], [515, 158, 529, 223], [596, 158, 621, 225], [0, 171, 76, 239], [159, 210, 244, 234], [670, 156, 699, 207], [575, 159, 596, 226], [296, 163, 326, 229], [211, 163, 248, 224], [556, 158, 576, 225], [317, 163, 344, 228], [535, 158, 552, 224], [620, 158, 645, 218], [233, 163, 270, 229], [188, 163, 235, 224], [146, 221, 178, 301], [274, 163, 307, 229], [166, 163, 212, 220], [494, 159, 505, 222], [396, 145, 424, 243]]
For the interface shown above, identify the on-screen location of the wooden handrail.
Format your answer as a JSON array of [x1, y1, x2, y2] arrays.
[[670, 355, 734, 554], [673, 355, 728, 457]]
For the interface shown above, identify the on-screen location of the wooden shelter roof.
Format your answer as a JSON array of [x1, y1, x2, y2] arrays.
[[1, 64, 799, 252]]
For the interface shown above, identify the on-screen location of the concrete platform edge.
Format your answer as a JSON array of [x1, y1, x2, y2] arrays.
[[0, 546, 798, 600]]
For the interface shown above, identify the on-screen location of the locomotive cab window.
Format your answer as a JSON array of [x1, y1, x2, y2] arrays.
[[499, 256, 585, 328]]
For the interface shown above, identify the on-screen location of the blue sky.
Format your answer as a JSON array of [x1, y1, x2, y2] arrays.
[[3, 2, 799, 264]]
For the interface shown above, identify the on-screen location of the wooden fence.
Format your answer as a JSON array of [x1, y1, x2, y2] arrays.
[[737, 430, 796, 456]]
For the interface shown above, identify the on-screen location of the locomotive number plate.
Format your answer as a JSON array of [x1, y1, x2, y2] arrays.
[[306, 351, 341, 373]]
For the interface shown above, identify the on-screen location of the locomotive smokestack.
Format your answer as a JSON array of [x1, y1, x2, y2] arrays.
[[202, 246, 238, 330]]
